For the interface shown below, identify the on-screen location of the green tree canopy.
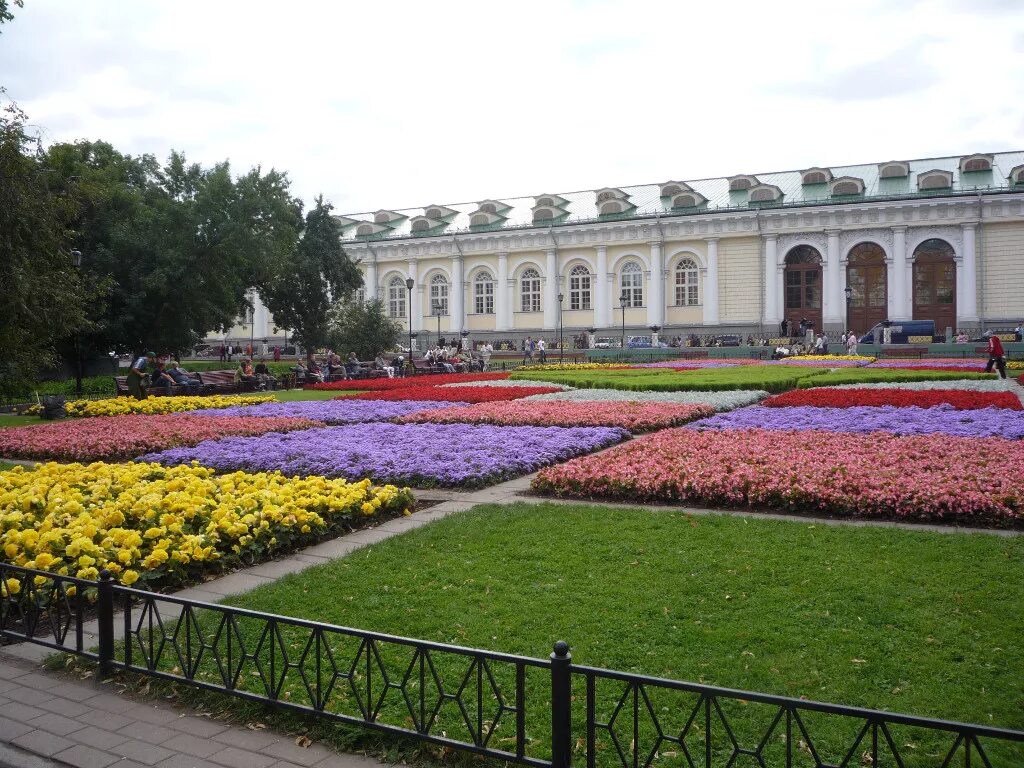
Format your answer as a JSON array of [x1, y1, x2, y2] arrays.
[[327, 298, 401, 361], [261, 195, 362, 351]]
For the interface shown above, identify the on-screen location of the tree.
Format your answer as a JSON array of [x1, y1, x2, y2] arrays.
[[41, 142, 304, 356], [261, 195, 362, 352], [0, 100, 92, 397], [327, 298, 401, 361]]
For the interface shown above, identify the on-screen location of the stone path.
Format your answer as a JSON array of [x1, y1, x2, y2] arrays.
[[4, 384, 1024, 767]]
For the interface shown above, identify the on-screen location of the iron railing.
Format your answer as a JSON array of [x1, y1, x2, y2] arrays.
[[2, 563, 1023, 767]]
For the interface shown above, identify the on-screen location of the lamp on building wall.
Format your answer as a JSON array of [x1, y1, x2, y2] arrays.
[[557, 293, 564, 363], [70, 250, 83, 395], [620, 290, 629, 350], [844, 285, 853, 333], [405, 278, 415, 365]]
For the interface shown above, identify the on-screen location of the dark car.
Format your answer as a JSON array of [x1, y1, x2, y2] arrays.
[[712, 334, 742, 347]]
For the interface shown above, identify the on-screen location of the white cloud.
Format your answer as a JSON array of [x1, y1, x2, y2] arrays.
[[2, 0, 1022, 214]]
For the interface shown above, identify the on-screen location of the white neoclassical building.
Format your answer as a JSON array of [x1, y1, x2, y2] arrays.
[[224, 151, 1024, 345]]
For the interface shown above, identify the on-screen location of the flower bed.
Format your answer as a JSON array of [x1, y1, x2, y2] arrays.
[[533, 428, 1024, 525], [0, 414, 322, 462], [867, 358, 986, 369], [190, 399, 466, 423], [523, 388, 768, 410], [305, 373, 507, 391], [398, 401, 714, 432], [28, 394, 276, 418], [143, 423, 628, 488], [516, 363, 631, 371], [795, 369, 994, 388], [0, 462, 413, 588], [630, 361, 739, 369], [785, 354, 876, 363], [832, 380, 1014, 392], [763, 388, 1023, 410], [347, 385, 563, 403], [689, 405, 1024, 439]]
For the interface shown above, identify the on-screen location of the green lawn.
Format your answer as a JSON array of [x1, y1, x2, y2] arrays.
[[273, 388, 350, 401], [212, 503, 1022, 762], [799, 368, 995, 387], [0, 414, 44, 429], [511, 366, 827, 393]]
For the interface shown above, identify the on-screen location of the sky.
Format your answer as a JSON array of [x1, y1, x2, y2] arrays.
[[2, 0, 1023, 216]]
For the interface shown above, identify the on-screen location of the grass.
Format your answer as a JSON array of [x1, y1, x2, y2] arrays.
[[273, 388, 351, 401], [799, 369, 996, 387], [0, 414, 45, 429], [195, 503, 1023, 765], [0, 460, 21, 470], [510, 366, 827, 393]]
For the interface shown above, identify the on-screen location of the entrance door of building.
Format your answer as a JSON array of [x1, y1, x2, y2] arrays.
[[913, 239, 957, 337], [846, 243, 888, 335], [783, 245, 823, 335]]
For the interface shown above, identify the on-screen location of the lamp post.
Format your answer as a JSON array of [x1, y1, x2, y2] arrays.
[[432, 300, 442, 349], [557, 293, 564, 363], [620, 290, 629, 350], [405, 278, 415, 370], [70, 250, 84, 395], [844, 285, 853, 336]]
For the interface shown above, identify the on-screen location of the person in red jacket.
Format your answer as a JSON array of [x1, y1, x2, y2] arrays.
[[985, 334, 1007, 379]]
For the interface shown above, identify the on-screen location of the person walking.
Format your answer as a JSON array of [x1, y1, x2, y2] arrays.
[[536, 338, 547, 363], [127, 351, 156, 400], [846, 331, 858, 356], [985, 333, 1008, 380], [523, 336, 534, 364]]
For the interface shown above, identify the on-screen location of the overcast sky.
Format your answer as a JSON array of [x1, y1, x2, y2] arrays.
[[2, 0, 1022, 215]]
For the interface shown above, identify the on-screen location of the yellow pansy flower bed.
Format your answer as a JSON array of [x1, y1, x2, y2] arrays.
[[0, 461, 413, 590], [28, 394, 275, 418], [1007, 360, 1024, 370], [784, 355, 877, 362]]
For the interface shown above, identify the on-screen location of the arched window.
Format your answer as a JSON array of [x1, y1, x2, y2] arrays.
[[473, 270, 494, 315], [620, 261, 643, 307], [387, 277, 406, 318], [520, 268, 541, 313], [356, 224, 374, 236], [470, 214, 490, 227], [674, 258, 699, 306], [429, 274, 448, 315], [568, 265, 591, 310]]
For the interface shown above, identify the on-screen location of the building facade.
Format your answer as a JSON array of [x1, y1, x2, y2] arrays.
[[221, 152, 1024, 347]]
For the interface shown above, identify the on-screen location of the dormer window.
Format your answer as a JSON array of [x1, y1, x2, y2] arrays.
[[595, 187, 628, 204], [476, 199, 511, 215], [411, 219, 428, 232], [728, 175, 759, 192], [599, 200, 627, 215], [670, 191, 707, 208], [830, 176, 865, 196], [470, 212, 504, 227], [801, 167, 833, 185], [1009, 165, 1024, 186], [533, 208, 556, 222], [422, 204, 456, 219], [534, 193, 568, 209], [481, 203, 496, 213], [878, 161, 910, 179], [918, 170, 953, 191], [660, 181, 692, 197], [537, 197, 555, 208], [356, 224, 374, 236], [960, 154, 993, 173], [748, 184, 783, 203], [532, 194, 569, 224], [373, 210, 403, 224]]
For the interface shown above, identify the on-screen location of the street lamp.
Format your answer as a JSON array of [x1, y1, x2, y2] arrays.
[[557, 293, 564, 363], [432, 299, 443, 349], [71, 250, 83, 395], [405, 278, 415, 369], [844, 285, 853, 335], [620, 290, 629, 351]]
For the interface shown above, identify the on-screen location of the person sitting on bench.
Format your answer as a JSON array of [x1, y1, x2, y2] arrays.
[[374, 354, 395, 378], [345, 352, 361, 377], [253, 358, 276, 389], [166, 361, 200, 394], [151, 360, 180, 396], [235, 358, 262, 389]]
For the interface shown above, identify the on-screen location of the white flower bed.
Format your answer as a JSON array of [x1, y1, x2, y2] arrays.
[[522, 388, 768, 411]]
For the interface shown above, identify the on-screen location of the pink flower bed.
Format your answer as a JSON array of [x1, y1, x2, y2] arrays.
[[346, 385, 562, 402], [762, 388, 1023, 410], [867, 358, 987, 371], [398, 401, 714, 432], [533, 427, 1024, 526], [0, 414, 321, 462]]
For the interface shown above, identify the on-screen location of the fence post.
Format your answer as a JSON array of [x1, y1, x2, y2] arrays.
[[97, 569, 115, 679], [551, 640, 572, 768]]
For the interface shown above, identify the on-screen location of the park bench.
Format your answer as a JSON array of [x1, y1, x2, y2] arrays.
[[113, 374, 202, 397], [411, 358, 447, 375], [680, 350, 710, 360], [879, 346, 928, 359], [197, 369, 252, 394], [348, 362, 389, 380]]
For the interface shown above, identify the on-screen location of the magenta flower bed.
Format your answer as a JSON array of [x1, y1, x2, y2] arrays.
[[143, 423, 629, 488], [398, 400, 714, 432], [533, 427, 1024, 525], [190, 399, 466, 423], [688, 405, 1024, 439], [0, 414, 321, 462]]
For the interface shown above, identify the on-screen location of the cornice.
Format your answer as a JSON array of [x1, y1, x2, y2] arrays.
[[351, 192, 1024, 261]]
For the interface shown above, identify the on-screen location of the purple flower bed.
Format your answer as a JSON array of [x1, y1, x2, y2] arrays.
[[143, 423, 629, 488], [689, 404, 1024, 439], [188, 400, 466, 424], [632, 361, 738, 369]]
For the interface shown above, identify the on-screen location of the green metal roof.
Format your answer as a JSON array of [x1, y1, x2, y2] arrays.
[[338, 151, 1024, 242]]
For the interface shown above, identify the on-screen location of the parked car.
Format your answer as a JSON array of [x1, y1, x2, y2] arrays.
[[594, 337, 620, 349], [627, 336, 653, 348], [859, 320, 935, 345], [711, 334, 742, 347]]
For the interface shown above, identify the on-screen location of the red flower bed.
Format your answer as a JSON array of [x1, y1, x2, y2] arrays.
[[763, 388, 1023, 410], [0, 414, 321, 462], [343, 385, 563, 403], [306, 373, 508, 391]]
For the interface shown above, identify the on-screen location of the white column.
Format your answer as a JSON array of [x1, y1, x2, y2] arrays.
[[365, 256, 378, 302], [824, 230, 842, 324], [763, 235, 780, 324], [960, 223, 979, 322], [647, 241, 664, 327], [451, 254, 464, 334], [595, 245, 609, 328], [407, 259, 421, 333], [544, 248, 558, 330], [496, 252, 510, 331], [703, 238, 720, 325], [890, 227, 909, 320]]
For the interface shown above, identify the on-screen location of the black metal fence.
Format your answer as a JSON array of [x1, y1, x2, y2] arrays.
[[2, 563, 1023, 767]]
